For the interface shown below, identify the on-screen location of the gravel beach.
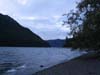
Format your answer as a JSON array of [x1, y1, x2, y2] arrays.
[[33, 53, 100, 75]]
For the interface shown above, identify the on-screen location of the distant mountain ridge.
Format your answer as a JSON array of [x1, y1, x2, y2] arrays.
[[47, 39, 65, 47], [0, 13, 50, 47]]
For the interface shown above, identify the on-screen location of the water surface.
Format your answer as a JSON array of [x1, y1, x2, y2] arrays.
[[0, 47, 85, 75]]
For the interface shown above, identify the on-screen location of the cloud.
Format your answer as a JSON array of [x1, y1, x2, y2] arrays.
[[17, 15, 61, 26], [20, 16, 49, 20], [13, 13, 70, 40], [0, 0, 76, 40], [16, 17, 70, 40], [17, 0, 28, 5], [29, 26, 69, 40]]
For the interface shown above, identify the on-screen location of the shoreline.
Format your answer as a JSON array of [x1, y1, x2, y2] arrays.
[[33, 53, 100, 75]]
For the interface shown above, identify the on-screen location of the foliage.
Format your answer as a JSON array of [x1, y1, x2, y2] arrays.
[[64, 0, 100, 51]]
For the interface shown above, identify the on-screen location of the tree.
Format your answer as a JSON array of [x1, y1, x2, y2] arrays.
[[64, 0, 100, 50]]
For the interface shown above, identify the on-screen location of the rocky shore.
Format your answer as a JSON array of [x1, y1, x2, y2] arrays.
[[33, 53, 100, 75]]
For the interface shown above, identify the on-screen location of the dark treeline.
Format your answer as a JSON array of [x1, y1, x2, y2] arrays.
[[64, 0, 100, 51]]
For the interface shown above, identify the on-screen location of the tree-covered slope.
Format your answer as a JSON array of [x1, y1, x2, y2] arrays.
[[0, 13, 50, 47], [47, 39, 65, 47]]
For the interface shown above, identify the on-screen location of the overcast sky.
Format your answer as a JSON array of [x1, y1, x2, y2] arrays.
[[0, 0, 77, 40]]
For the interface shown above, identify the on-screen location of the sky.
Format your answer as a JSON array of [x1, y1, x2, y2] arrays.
[[0, 0, 77, 40]]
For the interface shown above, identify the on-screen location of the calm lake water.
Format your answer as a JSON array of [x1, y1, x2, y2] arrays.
[[0, 47, 86, 75]]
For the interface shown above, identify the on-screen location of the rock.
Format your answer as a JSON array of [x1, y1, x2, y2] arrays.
[[40, 65, 44, 68]]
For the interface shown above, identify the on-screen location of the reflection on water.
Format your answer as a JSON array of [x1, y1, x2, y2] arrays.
[[0, 47, 86, 75]]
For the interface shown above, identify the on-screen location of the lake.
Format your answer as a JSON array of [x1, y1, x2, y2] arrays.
[[0, 47, 86, 75]]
